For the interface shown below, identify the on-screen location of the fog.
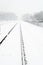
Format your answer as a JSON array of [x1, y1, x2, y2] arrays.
[[0, 0, 43, 65]]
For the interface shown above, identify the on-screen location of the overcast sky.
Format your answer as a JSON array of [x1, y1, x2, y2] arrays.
[[0, 0, 43, 17]]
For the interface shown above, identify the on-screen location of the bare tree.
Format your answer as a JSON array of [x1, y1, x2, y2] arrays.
[[22, 12, 43, 27], [0, 12, 17, 21], [33, 11, 43, 22]]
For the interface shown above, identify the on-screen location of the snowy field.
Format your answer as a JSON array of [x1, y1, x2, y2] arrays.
[[0, 20, 43, 65]]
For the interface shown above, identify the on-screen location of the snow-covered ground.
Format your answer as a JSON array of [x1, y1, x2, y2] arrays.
[[0, 20, 43, 65]]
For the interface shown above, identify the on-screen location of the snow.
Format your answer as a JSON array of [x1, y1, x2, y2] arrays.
[[0, 20, 43, 65]]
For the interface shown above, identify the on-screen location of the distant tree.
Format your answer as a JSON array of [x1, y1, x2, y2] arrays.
[[22, 14, 33, 22], [0, 12, 17, 21], [33, 11, 43, 22], [22, 12, 43, 27]]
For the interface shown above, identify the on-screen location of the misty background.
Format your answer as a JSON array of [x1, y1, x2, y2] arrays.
[[0, 0, 43, 65]]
